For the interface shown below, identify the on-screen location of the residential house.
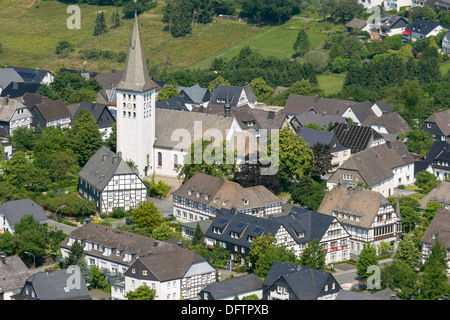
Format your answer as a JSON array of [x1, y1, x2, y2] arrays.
[[70, 101, 116, 141], [282, 94, 357, 117], [332, 122, 386, 154], [341, 100, 377, 125], [0, 96, 33, 136], [0, 68, 23, 95], [424, 0, 450, 10], [8, 66, 54, 85], [176, 84, 211, 111], [336, 288, 398, 300], [383, 1, 413, 14], [402, 18, 445, 42], [426, 142, 450, 181], [208, 83, 257, 112], [0, 253, 32, 300], [371, 100, 394, 117], [1, 81, 40, 99], [421, 208, 450, 270], [287, 112, 346, 132], [172, 172, 282, 223], [345, 18, 370, 33], [361, 112, 411, 140], [0, 199, 48, 234], [156, 96, 190, 111], [204, 205, 351, 266], [12, 269, 91, 300], [28, 97, 72, 129], [420, 109, 450, 143], [357, 0, 384, 8], [181, 219, 213, 240], [419, 181, 450, 210], [59, 68, 98, 80], [198, 273, 263, 300], [123, 246, 216, 300], [442, 30, 450, 54], [262, 261, 341, 300], [318, 185, 403, 256], [78, 146, 148, 214], [296, 127, 351, 171], [327, 140, 414, 196], [1, 138, 13, 160]]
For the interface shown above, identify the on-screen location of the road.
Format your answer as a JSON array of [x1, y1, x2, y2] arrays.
[[332, 258, 393, 288]]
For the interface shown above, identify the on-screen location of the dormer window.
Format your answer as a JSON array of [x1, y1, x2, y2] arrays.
[[244, 199, 249, 205], [222, 200, 229, 205], [196, 192, 200, 198], [116, 250, 121, 256], [205, 195, 209, 200], [188, 189, 192, 196]]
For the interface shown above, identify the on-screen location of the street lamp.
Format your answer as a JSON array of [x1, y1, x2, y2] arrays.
[[54, 205, 66, 221], [25, 251, 36, 269]]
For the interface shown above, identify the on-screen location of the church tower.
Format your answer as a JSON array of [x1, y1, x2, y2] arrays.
[[116, 13, 158, 176]]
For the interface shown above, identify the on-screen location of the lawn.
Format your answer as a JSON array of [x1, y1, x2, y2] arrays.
[[317, 73, 346, 96], [439, 60, 450, 76]]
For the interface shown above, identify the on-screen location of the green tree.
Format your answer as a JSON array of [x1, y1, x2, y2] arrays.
[[293, 29, 310, 57], [10, 126, 36, 151], [25, 165, 51, 192], [299, 239, 326, 271], [356, 242, 378, 280], [415, 170, 437, 194], [418, 238, 450, 300], [240, 0, 300, 24], [422, 201, 444, 222], [68, 109, 103, 167], [106, 123, 117, 153], [177, 138, 237, 183], [156, 85, 179, 102], [393, 235, 421, 269], [311, 143, 333, 179], [62, 239, 85, 268], [151, 222, 180, 240], [381, 261, 419, 300], [2, 151, 30, 188], [49, 149, 79, 183], [248, 77, 274, 102], [126, 284, 157, 300], [191, 223, 205, 246], [55, 40, 75, 56], [289, 176, 327, 211], [131, 201, 164, 230], [111, 8, 121, 28], [93, 11, 108, 36], [163, 0, 194, 38], [208, 75, 229, 93], [329, 0, 364, 23]]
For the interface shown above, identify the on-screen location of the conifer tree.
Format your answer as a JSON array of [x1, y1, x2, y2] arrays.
[[94, 11, 108, 36]]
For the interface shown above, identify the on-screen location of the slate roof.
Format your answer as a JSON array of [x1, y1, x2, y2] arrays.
[[370, 140, 414, 170], [336, 288, 398, 300], [0, 81, 41, 99], [71, 101, 115, 128], [283, 95, 357, 116], [94, 69, 124, 90], [116, 13, 159, 92], [0, 198, 48, 228], [423, 141, 449, 164], [374, 99, 394, 113], [20, 92, 45, 108], [155, 95, 190, 111], [332, 123, 384, 153], [263, 260, 339, 300], [0, 255, 32, 294], [154, 108, 234, 149], [172, 172, 281, 212], [405, 18, 443, 36], [345, 18, 367, 30], [419, 181, 450, 209], [20, 269, 91, 300], [176, 84, 210, 105], [0, 68, 24, 89], [421, 208, 450, 249], [7, 66, 53, 84], [0, 96, 28, 122], [31, 97, 72, 121], [291, 112, 346, 131], [361, 112, 411, 135], [200, 273, 262, 299], [78, 146, 138, 191], [296, 127, 349, 153], [423, 109, 450, 136], [318, 185, 393, 229], [209, 84, 257, 110], [348, 100, 376, 123]]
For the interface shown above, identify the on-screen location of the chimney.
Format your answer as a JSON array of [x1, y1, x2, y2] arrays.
[[5, 95, 9, 105], [0, 252, 6, 264], [112, 68, 116, 73]]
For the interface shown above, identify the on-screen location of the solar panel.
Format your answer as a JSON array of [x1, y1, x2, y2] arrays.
[[236, 222, 246, 229], [253, 227, 263, 234], [217, 218, 228, 225]]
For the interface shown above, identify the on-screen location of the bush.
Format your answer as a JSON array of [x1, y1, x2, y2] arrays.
[[55, 40, 75, 56]]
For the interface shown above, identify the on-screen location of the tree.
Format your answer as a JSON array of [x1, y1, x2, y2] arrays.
[[240, 0, 300, 24], [111, 8, 121, 28], [9, 126, 36, 151], [62, 239, 85, 268], [311, 143, 333, 179], [329, 0, 364, 23], [356, 242, 378, 280], [299, 239, 326, 270], [381, 261, 419, 300], [2, 151, 30, 188], [233, 161, 282, 195], [163, 0, 194, 38], [49, 149, 79, 183], [191, 223, 205, 246], [131, 201, 164, 230], [68, 109, 103, 167], [265, 127, 313, 184], [55, 40, 75, 56], [151, 222, 180, 241], [422, 201, 444, 222], [293, 29, 310, 57], [208, 75, 229, 93], [122, 0, 157, 19], [248, 77, 274, 102], [418, 238, 450, 300], [404, 129, 434, 158], [177, 138, 237, 183], [393, 235, 421, 269], [195, 0, 215, 24], [415, 170, 437, 194], [126, 284, 157, 300], [93, 11, 108, 36], [289, 176, 327, 211], [156, 85, 179, 102], [106, 123, 117, 153]]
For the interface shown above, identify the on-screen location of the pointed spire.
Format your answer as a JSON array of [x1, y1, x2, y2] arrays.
[[117, 12, 158, 92]]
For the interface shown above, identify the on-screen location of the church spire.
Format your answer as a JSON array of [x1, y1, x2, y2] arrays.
[[117, 12, 158, 92]]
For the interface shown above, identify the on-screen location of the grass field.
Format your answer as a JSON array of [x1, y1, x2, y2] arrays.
[[317, 73, 346, 96]]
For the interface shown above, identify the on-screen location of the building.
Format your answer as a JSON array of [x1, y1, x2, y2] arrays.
[[0, 253, 32, 300], [341, 100, 377, 125], [172, 172, 282, 223], [287, 112, 346, 132], [0, 96, 33, 136], [318, 186, 403, 256], [420, 109, 450, 143], [204, 205, 351, 266], [421, 208, 450, 270], [262, 261, 341, 300], [78, 146, 147, 214], [402, 18, 445, 42], [282, 95, 357, 117], [70, 101, 116, 141], [12, 269, 91, 300], [0, 81, 41, 99], [419, 181, 450, 210], [344, 18, 370, 33], [198, 273, 263, 300], [7, 66, 54, 85], [123, 246, 216, 300], [357, 0, 384, 8], [0, 68, 23, 95], [442, 30, 450, 54], [361, 112, 411, 139], [332, 123, 385, 154], [208, 83, 257, 112], [28, 97, 72, 129], [0, 199, 48, 234], [176, 84, 210, 111]]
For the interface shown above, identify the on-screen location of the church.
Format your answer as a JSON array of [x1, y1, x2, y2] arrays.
[[114, 13, 242, 180]]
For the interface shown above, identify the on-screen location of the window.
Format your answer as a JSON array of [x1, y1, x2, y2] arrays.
[[157, 152, 162, 167], [174, 154, 178, 168], [343, 174, 353, 180]]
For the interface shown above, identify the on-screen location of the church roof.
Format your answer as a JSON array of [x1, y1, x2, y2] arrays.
[[116, 13, 159, 92]]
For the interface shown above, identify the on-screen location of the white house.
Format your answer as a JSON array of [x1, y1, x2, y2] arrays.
[[421, 209, 450, 271], [0, 199, 48, 234], [77, 146, 148, 214], [318, 186, 403, 256], [0, 96, 33, 136], [402, 18, 446, 42]]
